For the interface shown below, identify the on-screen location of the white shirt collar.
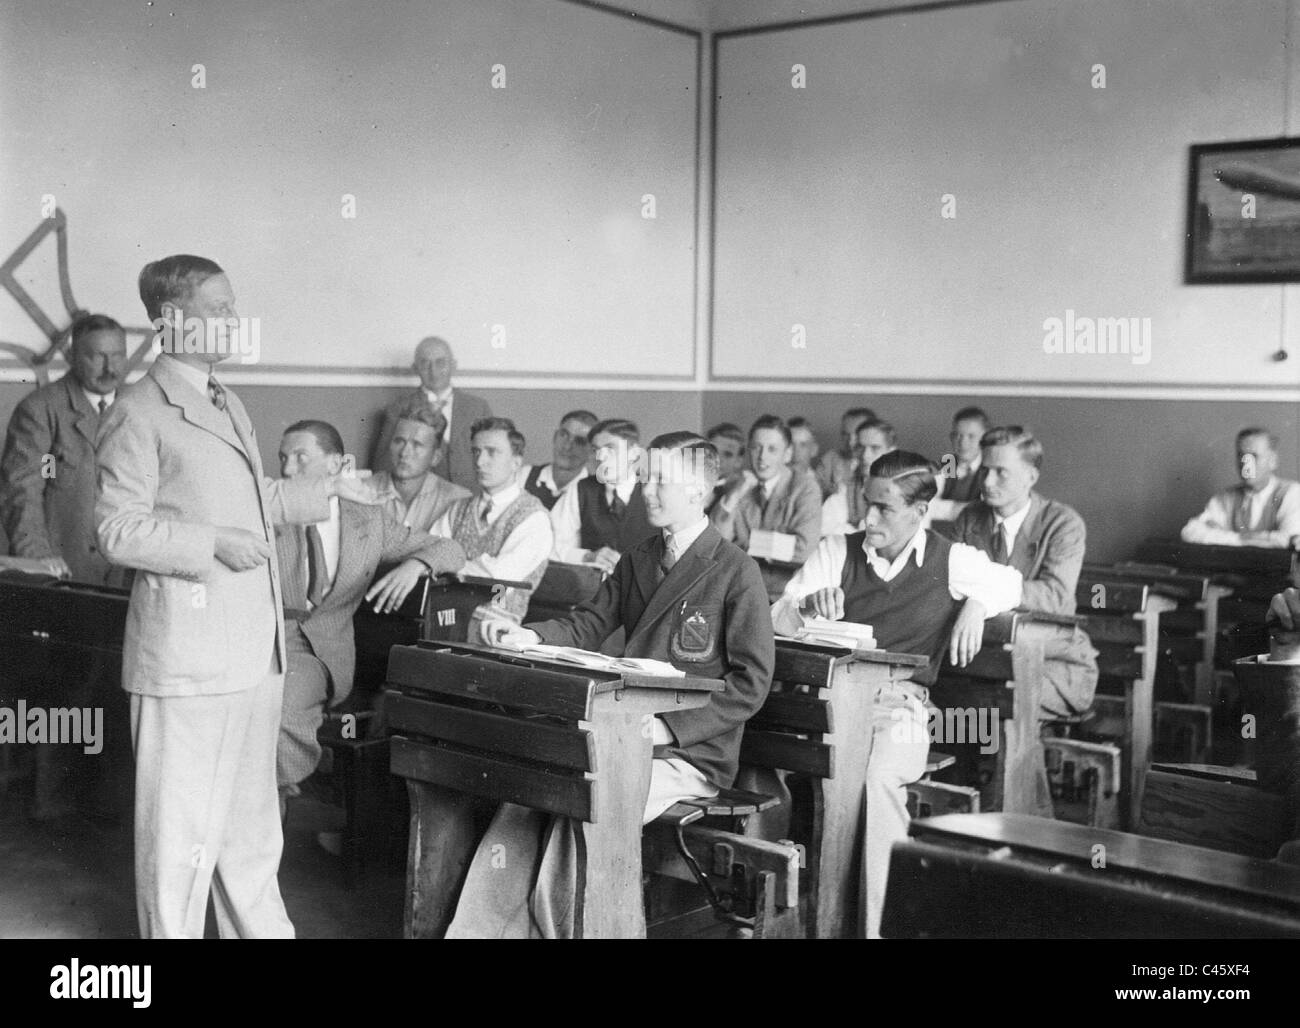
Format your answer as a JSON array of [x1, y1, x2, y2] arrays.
[[482, 481, 521, 506], [1243, 476, 1279, 506], [760, 469, 787, 500], [537, 463, 587, 493], [424, 387, 453, 405], [164, 355, 215, 398], [994, 497, 1033, 553], [959, 454, 982, 475], [664, 516, 709, 557], [83, 387, 115, 411], [863, 526, 927, 581], [606, 476, 638, 503]]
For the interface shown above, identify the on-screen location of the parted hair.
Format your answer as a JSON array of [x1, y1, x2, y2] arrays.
[[285, 419, 345, 457], [981, 425, 1043, 470], [952, 406, 990, 428], [1238, 426, 1280, 451], [560, 409, 598, 428], [471, 416, 525, 457], [393, 397, 449, 441], [590, 418, 640, 444], [705, 422, 745, 447], [138, 254, 224, 321], [648, 431, 719, 488], [748, 413, 793, 447], [868, 450, 940, 505], [857, 417, 897, 448]]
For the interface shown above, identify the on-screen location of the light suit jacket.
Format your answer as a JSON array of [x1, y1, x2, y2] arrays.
[[527, 525, 775, 789], [371, 387, 492, 491], [1, 374, 130, 586], [95, 356, 329, 697], [275, 499, 465, 703]]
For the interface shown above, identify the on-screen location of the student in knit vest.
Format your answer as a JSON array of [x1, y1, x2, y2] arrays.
[[772, 451, 1023, 938], [429, 417, 551, 621], [550, 418, 653, 573], [1181, 427, 1300, 548]]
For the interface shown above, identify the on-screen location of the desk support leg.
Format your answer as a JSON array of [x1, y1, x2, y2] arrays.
[[404, 782, 479, 939]]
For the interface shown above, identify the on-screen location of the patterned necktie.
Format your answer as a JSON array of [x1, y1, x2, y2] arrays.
[[207, 375, 227, 412], [306, 524, 328, 606], [662, 534, 680, 574], [991, 522, 1009, 564], [1236, 491, 1253, 532], [478, 496, 494, 529]]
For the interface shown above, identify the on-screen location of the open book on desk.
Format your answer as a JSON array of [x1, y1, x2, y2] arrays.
[[786, 616, 877, 652], [509, 644, 685, 677]]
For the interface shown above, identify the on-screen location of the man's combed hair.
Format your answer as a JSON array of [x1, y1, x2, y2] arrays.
[[705, 422, 745, 447], [953, 406, 990, 429], [649, 431, 720, 488], [393, 397, 449, 440], [749, 413, 793, 447], [590, 418, 639, 444], [981, 425, 1043, 470], [786, 415, 813, 431], [138, 254, 224, 322], [285, 419, 345, 457], [471, 416, 525, 457], [560, 409, 598, 428], [868, 450, 940, 505], [844, 406, 876, 424], [69, 313, 123, 350], [1238, 426, 1280, 450], [858, 417, 897, 448]]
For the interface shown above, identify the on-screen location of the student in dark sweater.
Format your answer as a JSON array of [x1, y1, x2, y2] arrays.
[[772, 451, 1022, 939], [549, 418, 653, 572]]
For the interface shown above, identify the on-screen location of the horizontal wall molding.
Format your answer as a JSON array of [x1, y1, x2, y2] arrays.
[[3, 364, 1297, 401]]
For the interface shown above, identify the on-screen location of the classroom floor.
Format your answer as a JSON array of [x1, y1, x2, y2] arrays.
[[0, 779, 406, 939]]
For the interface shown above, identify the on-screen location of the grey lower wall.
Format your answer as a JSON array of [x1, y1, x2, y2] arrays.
[[703, 391, 1300, 564], [3, 379, 1295, 566]]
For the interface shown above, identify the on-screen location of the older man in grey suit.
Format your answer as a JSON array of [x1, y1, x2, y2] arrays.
[[274, 419, 465, 793], [951, 425, 1098, 717], [370, 336, 490, 491], [96, 254, 377, 939], [1, 313, 130, 585]]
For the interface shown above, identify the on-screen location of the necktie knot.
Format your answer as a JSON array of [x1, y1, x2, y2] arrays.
[[97, 397, 108, 416], [208, 375, 227, 412], [991, 522, 1009, 564], [608, 491, 626, 518], [478, 496, 493, 527]]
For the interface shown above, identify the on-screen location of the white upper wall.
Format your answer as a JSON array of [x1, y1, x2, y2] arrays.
[[712, 0, 1300, 388], [0, 0, 698, 379]]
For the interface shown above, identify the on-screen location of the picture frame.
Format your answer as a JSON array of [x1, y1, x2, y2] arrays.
[[1185, 136, 1300, 283]]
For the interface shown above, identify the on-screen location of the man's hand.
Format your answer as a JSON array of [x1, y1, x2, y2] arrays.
[[330, 474, 385, 505], [214, 527, 271, 571], [44, 557, 72, 579], [949, 599, 987, 668], [1268, 588, 1300, 631], [482, 619, 540, 650], [364, 558, 426, 613], [585, 546, 621, 574], [801, 586, 845, 621]]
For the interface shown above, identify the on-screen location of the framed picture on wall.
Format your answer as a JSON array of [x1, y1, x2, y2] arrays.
[[1186, 136, 1300, 283]]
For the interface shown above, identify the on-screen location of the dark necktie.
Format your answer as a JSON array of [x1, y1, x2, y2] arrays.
[[991, 523, 1009, 564], [208, 375, 227, 412], [478, 496, 494, 529], [306, 524, 329, 606], [609, 492, 626, 518], [97, 397, 108, 416]]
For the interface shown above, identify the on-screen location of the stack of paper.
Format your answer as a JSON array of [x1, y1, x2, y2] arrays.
[[748, 530, 798, 562], [795, 616, 877, 650], [517, 644, 685, 677]]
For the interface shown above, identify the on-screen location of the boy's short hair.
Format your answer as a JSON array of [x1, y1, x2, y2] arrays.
[[393, 397, 449, 441], [952, 406, 990, 429], [590, 418, 640, 444], [980, 425, 1044, 470], [705, 422, 745, 447], [139, 254, 224, 322], [648, 431, 719, 488], [857, 418, 897, 449], [868, 450, 940, 505], [1237, 426, 1279, 451], [749, 414, 793, 447], [284, 419, 345, 457], [471, 416, 525, 457]]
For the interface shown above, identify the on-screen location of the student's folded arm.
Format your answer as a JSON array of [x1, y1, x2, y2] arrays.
[[948, 542, 1022, 616], [379, 511, 466, 576], [663, 559, 775, 749], [95, 407, 215, 580], [263, 475, 331, 526], [788, 474, 823, 562]]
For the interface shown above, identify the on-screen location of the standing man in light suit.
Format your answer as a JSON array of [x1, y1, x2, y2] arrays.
[[371, 336, 491, 491], [96, 254, 373, 939]]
